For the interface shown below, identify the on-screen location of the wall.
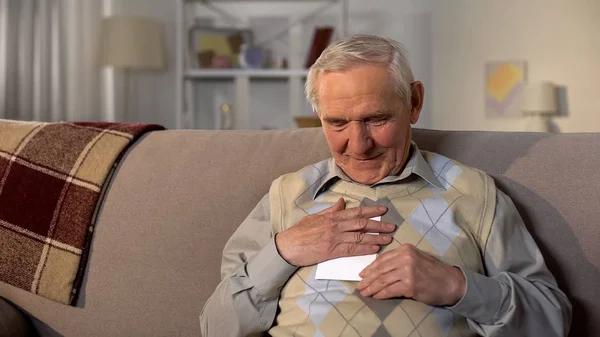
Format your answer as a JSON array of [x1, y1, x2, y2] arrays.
[[431, 0, 600, 132], [114, 0, 434, 129]]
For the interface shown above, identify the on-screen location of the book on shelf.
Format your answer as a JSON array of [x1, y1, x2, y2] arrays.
[[305, 26, 334, 69]]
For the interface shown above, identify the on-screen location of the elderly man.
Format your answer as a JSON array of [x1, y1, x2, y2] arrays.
[[200, 35, 571, 336]]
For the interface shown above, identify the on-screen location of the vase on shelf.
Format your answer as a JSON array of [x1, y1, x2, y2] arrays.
[[239, 44, 265, 69]]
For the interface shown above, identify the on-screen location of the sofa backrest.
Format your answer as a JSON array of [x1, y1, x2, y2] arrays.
[[1, 128, 598, 337]]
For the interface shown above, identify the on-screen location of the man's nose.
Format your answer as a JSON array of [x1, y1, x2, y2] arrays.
[[347, 122, 373, 155]]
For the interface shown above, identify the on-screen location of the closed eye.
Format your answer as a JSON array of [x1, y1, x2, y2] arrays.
[[325, 119, 348, 129], [366, 117, 388, 126]]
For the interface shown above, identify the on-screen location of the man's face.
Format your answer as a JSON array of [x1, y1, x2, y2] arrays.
[[316, 64, 423, 185]]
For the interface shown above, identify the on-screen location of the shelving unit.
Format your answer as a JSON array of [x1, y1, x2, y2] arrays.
[[184, 68, 309, 80], [175, 0, 348, 130]]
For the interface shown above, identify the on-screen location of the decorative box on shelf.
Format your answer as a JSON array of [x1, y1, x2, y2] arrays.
[[294, 116, 322, 128]]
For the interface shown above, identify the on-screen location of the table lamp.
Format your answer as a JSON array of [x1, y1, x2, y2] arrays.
[[98, 16, 165, 121], [522, 81, 558, 133]]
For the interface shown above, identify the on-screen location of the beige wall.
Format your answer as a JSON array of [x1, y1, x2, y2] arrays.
[[431, 0, 600, 132]]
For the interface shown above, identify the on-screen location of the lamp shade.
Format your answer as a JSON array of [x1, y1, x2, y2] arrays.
[[522, 81, 558, 115], [98, 16, 165, 70]]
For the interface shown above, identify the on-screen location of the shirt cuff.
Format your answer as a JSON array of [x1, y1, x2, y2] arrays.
[[246, 238, 298, 301], [446, 266, 507, 324]]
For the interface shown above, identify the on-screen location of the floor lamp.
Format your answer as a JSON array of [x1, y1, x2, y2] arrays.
[[98, 16, 165, 122]]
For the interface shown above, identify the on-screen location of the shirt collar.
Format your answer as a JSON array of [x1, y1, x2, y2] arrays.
[[312, 142, 444, 199]]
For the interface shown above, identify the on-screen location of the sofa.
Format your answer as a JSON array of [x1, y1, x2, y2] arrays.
[[1, 128, 599, 337]]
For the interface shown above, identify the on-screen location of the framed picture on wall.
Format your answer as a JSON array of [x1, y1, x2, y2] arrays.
[[485, 60, 528, 117]]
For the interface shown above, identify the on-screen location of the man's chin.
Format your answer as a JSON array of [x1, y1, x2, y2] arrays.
[[337, 159, 388, 184], [345, 169, 385, 185]]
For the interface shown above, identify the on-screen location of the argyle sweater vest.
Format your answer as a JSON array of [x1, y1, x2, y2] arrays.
[[266, 151, 497, 337]]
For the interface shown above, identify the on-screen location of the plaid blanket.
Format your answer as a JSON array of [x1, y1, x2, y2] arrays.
[[0, 120, 164, 305]]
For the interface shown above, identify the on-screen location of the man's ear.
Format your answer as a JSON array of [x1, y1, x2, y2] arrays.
[[409, 81, 424, 125]]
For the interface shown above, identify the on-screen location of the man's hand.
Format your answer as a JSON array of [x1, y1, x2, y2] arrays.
[[275, 198, 396, 267], [356, 244, 466, 306]]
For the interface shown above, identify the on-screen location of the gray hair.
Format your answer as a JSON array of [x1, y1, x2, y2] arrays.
[[305, 34, 415, 113]]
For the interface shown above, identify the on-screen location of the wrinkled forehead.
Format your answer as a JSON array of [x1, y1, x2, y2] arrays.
[[316, 67, 400, 118]]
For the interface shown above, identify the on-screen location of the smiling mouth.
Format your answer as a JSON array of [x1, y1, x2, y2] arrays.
[[352, 153, 383, 161]]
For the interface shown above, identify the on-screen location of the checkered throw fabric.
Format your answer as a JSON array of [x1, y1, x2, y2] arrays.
[[0, 120, 164, 305], [267, 154, 496, 336]]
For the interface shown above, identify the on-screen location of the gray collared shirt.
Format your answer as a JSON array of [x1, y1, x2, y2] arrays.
[[200, 145, 572, 337], [315, 143, 446, 196]]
